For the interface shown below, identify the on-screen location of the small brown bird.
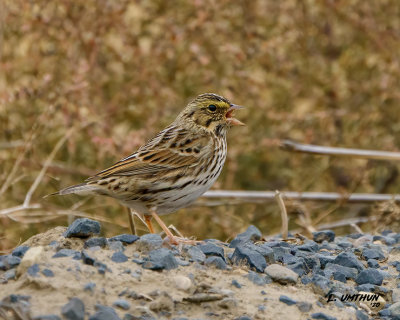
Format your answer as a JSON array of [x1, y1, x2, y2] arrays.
[[53, 93, 244, 243]]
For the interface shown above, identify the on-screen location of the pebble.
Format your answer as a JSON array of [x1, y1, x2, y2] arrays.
[[52, 249, 80, 258], [186, 246, 206, 263], [84, 237, 107, 248], [313, 230, 335, 243], [229, 225, 262, 248], [17, 246, 44, 275], [231, 245, 266, 272], [111, 251, 128, 263], [198, 243, 225, 259], [89, 305, 121, 320], [355, 310, 369, 320], [142, 248, 178, 270], [287, 260, 307, 276], [173, 275, 192, 291], [389, 301, 400, 318], [218, 297, 238, 309], [27, 263, 40, 277], [316, 254, 336, 269], [81, 250, 96, 265], [61, 297, 85, 320], [64, 218, 101, 238], [367, 259, 380, 268], [311, 312, 337, 320], [84, 282, 96, 292], [33, 315, 61, 320], [311, 274, 332, 296], [3, 268, 16, 281], [297, 240, 319, 252], [332, 252, 364, 272], [264, 264, 298, 284], [356, 269, 383, 285], [113, 299, 131, 310], [108, 234, 139, 244], [231, 279, 242, 288], [12, 245, 30, 258], [41, 268, 54, 277], [136, 234, 163, 252], [324, 263, 358, 280], [246, 243, 275, 264], [235, 316, 252, 320], [205, 256, 227, 270], [392, 288, 400, 302], [279, 295, 296, 305], [247, 271, 267, 286], [108, 240, 125, 252], [297, 301, 312, 312], [1, 255, 21, 270]]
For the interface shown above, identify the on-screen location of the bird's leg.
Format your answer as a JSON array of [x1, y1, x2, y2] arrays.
[[168, 224, 184, 238], [149, 209, 179, 245], [144, 215, 155, 234], [126, 208, 137, 235]]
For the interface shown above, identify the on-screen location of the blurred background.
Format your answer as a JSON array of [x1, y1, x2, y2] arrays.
[[1, 0, 400, 250]]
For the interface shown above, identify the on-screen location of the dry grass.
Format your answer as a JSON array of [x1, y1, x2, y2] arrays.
[[1, 0, 400, 250]]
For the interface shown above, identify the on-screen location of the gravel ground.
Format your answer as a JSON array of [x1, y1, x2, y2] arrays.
[[1, 219, 400, 320]]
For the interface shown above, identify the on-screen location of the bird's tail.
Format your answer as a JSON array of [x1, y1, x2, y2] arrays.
[[44, 183, 100, 198]]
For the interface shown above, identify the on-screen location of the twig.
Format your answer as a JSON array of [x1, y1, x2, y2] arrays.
[[281, 140, 400, 161], [275, 190, 288, 240], [350, 223, 363, 234]]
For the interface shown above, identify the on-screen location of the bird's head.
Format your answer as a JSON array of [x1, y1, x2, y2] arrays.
[[178, 93, 244, 135]]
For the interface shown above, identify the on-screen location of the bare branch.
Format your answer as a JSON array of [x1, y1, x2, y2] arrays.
[[275, 190, 288, 240]]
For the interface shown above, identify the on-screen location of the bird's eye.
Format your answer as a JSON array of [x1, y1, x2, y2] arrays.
[[208, 104, 217, 112]]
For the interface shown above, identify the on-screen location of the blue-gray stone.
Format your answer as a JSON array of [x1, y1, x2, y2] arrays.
[[113, 299, 130, 310], [33, 315, 62, 320], [356, 269, 383, 285], [311, 312, 337, 320], [12, 245, 30, 258], [297, 240, 319, 252], [295, 251, 320, 272], [324, 263, 358, 280], [108, 241, 125, 252], [27, 264, 40, 277], [89, 305, 121, 320], [362, 248, 385, 261], [198, 243, 225, 259], [111, 252, 128, 263], [84, 282, 96, 292], [316, 254, 335, 269], [333, 272, 346, 283], [272, 246, 291, 263], [313, 230, 335, 243], [297, 301, 312, 312], [81, 251, 95, 265], [235, 316, 252, 320], [186, 246, 206, 263], [94, 261, 109, 274], [108, 234, 139, 244], [287, 260, 307, 276], [279, 295, 296, 305], [142, 248, 178, 270], [368, 259, 380, 268], [246, 243, 275, 264], [378, 308, 391, 317], [336, 240, 353, 249], [84, 237, 107, 248], [1, 255, 21, 270], [41, 269, 54, 277], [137, 234, 163, 251], [229, 225, 262, 248], [52, 249, 80, 258], [355, 284, 375, 292], [281, 253, 298, 265], [64, 218, 101, 238], [311, 274, 332, 296], [176, 257, 190, 266], [231, 279, 242, 288], [231, 245, 266, 272], [247, 271, 266, 285], [332, 252, 364, 272], [355, 310, 369, 320], [205, 256, 227, 270], [4, 268, 16, 281], [61, 297, 85, 320]]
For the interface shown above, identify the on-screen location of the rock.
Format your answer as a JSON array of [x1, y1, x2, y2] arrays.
[[3, 268, 16, 281], [389, 301, 400, 318], [205, 256, 227, 270], [231, 245, 266, 272], [313, 230, 335, 243], [27, 264, 40, 277], [281, 253, 297, 265], [198, 243, 225, 259], [1, 255, 21, 270], [324, 263, 358, 280], [111, 251, 128, 263], [297, 240, 319, 252], [231, 279, 242, 288], [142, 248, 178, 270], [229, 225, 262, 248], [149, 292, 173, 313], [295, 251, 320, 272], [186, 246, 206, 263], [367, 259, 379, 268], [246, 243, 275, 264], [64, 218, 101, 238], [333, 272, 346, 283], [218, 297, 238, 309], [279, 295, 296, 305], [287, 260, 307, 276], [265, 264, 298, 284], [61, 297, 85, 320], [356, 269, 383, 285], [235, 316, 252, 320], [108, 234, 139, 244], [84, 282, 96, 292], [41, 268, 54, 277], [173, 275, 192, 291], [362, 248, 385, 261], [108, 241, 125, 252], [84, 237, 107, 248], [272, 246, 291, 262], [52, 249, 80, 258], [311, 274, 332, 296], [332, 252, 364, 272], [297, 301, 312, 312], [33, 315, 62, 320], [311, 312, 337, 320], [355, 310, 369, 320], [89, 305, 121, 320], [316, 254, 335, 269], [136, 234, 163, 252], [12, 245, 30, 258], [113, 299, 131, 310], [392, 288, 400, 302], [247, 271, 267, 285], [81, 251, 96, 265]]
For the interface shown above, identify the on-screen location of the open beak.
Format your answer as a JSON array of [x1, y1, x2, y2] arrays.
[[226, 104, 245, 126]]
